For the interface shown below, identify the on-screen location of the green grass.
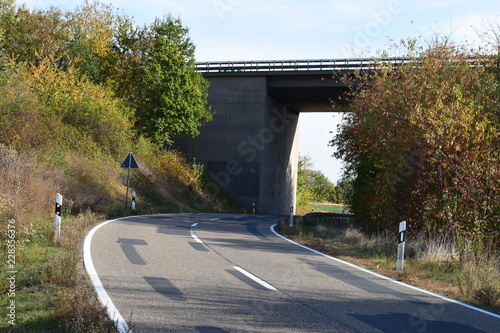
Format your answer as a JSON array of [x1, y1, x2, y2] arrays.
[[308, 203, 346, 214], [1, 222, 64, 331], [0, 214, 116, 332]]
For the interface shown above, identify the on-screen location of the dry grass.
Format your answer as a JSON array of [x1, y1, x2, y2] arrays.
[[54, 210, 103, 250], [458, 252, 500, 307], [55, 282, 116, 333], [63, 153, 125, 214], [0, 145, 59, 218], [0, 146, 120, 331], [278, 222, 500, 311], [0, 143, 243, 331]]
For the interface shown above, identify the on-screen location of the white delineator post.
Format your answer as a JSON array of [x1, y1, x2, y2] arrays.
[[54, 193, 62, 238], [289, 203, 294, 227], [396, 220, 406, 272], [131, 191, 136, 211]]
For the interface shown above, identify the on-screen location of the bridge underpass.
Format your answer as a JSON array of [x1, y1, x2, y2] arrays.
[[174, 59, 376, 215]]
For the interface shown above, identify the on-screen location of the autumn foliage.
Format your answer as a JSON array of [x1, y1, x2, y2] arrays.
[[0, 0, 211, 148], [0, 0, 219, 221], [333, 42, 500, 250]]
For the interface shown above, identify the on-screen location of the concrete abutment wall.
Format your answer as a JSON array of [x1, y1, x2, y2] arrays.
[[175, 75, 299, 215]]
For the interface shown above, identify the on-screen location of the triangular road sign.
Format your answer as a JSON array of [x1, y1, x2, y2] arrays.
[[120, 152, 139, 169]]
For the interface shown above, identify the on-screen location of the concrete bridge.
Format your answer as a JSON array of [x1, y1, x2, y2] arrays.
[[175, 58, 400, 215]]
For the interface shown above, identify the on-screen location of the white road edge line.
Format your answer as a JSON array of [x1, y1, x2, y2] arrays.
[[190, 223, 203, 244], [270, 224, 500, 320], [84, 217, 131, 333], [83, 213, 173, 333], [233, 266, 278, 291]]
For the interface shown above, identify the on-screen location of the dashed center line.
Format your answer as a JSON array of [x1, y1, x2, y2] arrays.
[[190, 218, 277, 292], [190, 223, 203, 243], [233, 266, 278, 291]]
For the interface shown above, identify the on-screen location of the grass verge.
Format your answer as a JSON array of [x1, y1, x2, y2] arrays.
[[276, 221, 500, 315], [1, 211, 116, 332]]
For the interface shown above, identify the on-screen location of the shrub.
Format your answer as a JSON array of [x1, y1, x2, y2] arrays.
[[29, 63, 135, 159], [0, 67, 56, 150], [55, 282, 116, 333]]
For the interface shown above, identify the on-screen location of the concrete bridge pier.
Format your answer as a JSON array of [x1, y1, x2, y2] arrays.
[[176, 76, 299, 215]]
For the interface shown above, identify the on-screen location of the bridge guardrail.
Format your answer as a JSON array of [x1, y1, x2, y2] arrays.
[[195, 58, 413, 73], [300, 212, 358, 227], [195, 57, 489, 74]]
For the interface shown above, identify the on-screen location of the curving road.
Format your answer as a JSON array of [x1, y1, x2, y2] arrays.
[[84, 213, 500, 333]]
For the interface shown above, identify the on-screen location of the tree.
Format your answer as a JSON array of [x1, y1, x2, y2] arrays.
[[307, 170, 336, 203], [132, 16, 212, 146], [0, 0, 15, 32], [296, 155, 313, 209], [2, 5, 69, 67], [1, 2, 212, 148], [336, 178, 351, 204], [332, 39, 500, 245], [297, 155, 341, 205], [65, 0, 121, 82]]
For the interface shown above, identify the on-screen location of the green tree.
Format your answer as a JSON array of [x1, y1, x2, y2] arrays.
[[297, 155, 342, 206], [65, 0, 120, 82], [336, 178, 350, 204], [132, 15, 212, 146], [2, 5, 69, 67], [28, 61, 134, 158], [307, 170, 337, 203], [296, 155, 313, 210], [0, 0, 15, 33], [1, 2, 211, 149], [297, 155, 312, 193]]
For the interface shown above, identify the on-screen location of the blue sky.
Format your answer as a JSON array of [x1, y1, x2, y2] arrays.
[[21, 0, 500, 182]]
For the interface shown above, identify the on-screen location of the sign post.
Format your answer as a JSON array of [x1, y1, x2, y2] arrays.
[[120, 152, 139, 209], [289, 203, 294, 227], [396, 221, 406, 272]]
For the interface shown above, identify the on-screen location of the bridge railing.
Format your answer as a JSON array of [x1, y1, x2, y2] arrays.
[[195, 58, 413, 73]]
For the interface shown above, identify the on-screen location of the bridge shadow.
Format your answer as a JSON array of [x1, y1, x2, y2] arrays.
[[114, 214, 302, 255], [352, 312, 490, 333], [106, 279, 496, 333]]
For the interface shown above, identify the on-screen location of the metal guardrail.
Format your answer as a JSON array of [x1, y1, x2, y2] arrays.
[[300, 212, 358, 227], [195, 57, 490, 74], [195, 58, 413, 73]]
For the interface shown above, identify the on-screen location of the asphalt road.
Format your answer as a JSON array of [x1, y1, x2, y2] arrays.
[[85, 213, 500, 333]]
